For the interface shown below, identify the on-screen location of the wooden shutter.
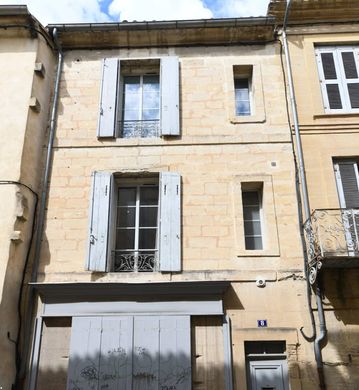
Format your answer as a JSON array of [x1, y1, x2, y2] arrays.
[[67, 317, 102, 390], [334, 161, 359, 208], [87, 171, 113, 272], [99, 317, 133, 389], [160, 56, 180, 136], [97, 58, 119, 138], [159, 172, 181, 271], [159, 316, 192, 389]]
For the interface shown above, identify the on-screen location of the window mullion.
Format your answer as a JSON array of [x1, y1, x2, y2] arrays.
[[336, 48, 352, 111]]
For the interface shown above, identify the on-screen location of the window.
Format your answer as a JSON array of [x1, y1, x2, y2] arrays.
[[315, 46, 359, 113], [233, 65, 252, 116], [121, 75, 160, 138], [115, 181, 159, 272], [87, 171, 181, 273], [242, 190, 263, 250], [97, 57, 180, 138]]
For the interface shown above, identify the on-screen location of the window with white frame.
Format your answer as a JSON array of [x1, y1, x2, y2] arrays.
[[233, 65, 253, 116], [121, 75, 160, 138], [315, 46, 359, 113], [87, 171, 181, 273], [242, 189, 263, 250], [97, 57, 180, 138], [115, 181, 159, 272]]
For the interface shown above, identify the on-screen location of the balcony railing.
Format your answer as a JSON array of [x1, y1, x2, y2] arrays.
[[304, 209, 359, 282], [119, 120, 160, 138], [112, 250, 158, 272]]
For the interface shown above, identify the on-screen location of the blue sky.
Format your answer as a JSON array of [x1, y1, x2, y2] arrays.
[[2, 0, 269, 25]]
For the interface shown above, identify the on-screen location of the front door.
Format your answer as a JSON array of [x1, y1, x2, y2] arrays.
[[248, 360, 289, 390]]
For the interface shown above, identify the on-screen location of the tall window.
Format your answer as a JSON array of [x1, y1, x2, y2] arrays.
[[316, 46, 359, 112], [234, 78, 251, 116], [115, 182, 159, 272], [242, 190, 263, 250], [121, 75, 160, 138]]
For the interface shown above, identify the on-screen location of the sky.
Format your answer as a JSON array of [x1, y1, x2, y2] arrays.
[[1, 0, 269, 25]]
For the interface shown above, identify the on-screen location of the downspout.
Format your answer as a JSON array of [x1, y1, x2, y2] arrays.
[[18, 27, 63, 389], [281, 1, 327, 389]]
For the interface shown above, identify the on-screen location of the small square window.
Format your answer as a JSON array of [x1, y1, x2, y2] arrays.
[[242, 189, 263, 250]]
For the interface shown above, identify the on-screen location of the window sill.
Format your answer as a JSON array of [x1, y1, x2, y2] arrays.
[[313, 112, 359, 119], [230, 115, 265, 124], [236, 249, 280, 257]]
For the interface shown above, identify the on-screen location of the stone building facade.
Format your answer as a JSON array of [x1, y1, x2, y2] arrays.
[[0, 1, 358, 390]]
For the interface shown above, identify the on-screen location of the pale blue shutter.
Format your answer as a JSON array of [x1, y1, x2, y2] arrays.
[[87, 171, 113, 272], [97, 58, 119, 138], [99, 317, 133, 389], [159, 316, 191, 389], [159, 172, 181, 271], [160, 56, 180, 136], [67, 317, 102, 390]]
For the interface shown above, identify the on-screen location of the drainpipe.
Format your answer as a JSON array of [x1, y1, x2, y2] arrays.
[[281, 1, 327, 389], [18, 27, 63, 388]]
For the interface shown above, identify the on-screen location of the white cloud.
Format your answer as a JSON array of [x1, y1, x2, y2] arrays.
[[108, 0, 213, 22], [4, 0, 110, 25], [212, 0, 269, 18]]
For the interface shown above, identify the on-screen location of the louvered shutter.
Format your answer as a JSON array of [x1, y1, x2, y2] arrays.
[[341, 50, 359, 109], [159, 172, 181, 271], [87, 171, 113, 272], [334, 161, 359, 208], [316, 50, 343, 110], [97, 58, 119, 138], [67, 317, 102, 390], [160, 56, 180, 136]]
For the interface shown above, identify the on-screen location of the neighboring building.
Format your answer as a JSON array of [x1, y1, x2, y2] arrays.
[[270, 0, 359, 388], [25, 11, 310, 390], [0, 6, 54, 390]]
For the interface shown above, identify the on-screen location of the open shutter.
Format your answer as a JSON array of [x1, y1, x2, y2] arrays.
[[334, 161, 359, 208], [67, 317, 102, 390], [316, 50, 343, 110], [160, 56, 180, 136], [159, 172, 181, 271], [159, 316, 191, 389], [87, 171, 113, 272], [100, 317, 133, 389], [97, 58, 119, 138]]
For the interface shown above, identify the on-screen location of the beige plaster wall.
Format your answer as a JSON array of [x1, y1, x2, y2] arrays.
[[0, 32, 55, 390], [286, 24, 359, 389]]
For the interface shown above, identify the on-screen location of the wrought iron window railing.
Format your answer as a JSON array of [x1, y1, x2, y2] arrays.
[[304, 208, 359, 284], [119, 120, 160, 138], [112, 250, 158, 272]]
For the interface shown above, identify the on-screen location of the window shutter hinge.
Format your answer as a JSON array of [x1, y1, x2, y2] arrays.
[[90, 234, 96, 244], [100, 107, 104, 116], [164, 185, 167, 195]]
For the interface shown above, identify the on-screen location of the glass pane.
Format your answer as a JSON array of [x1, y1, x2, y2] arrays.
[[244, 220, 262, 236], [143, 75, 160, 91], [348, 83, 359, 108], [123, 76, 141, 91], [342, 52, 358, 79], [234, 78, 249, 90], [242, 191, 260, 206], [235, 101, 250, 116], [140, 207, 158, 227], [123, 109, 140, 121], [117, 207, 135, 227], [118, 187, 136, 206], [142, 109, 160, 120], [326, 84, 342, 109], [321, 52, 337, 79], [140, 186, 158, 205], [235, 89, 249, 101], [116, 229, 135, 250], [139, 228, 157, 249], [245, 236, 263, 250], [243, 206, 260, 221], [143, 92, 160, 109]]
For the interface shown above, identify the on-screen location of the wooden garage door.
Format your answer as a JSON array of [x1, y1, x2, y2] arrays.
[[66, 316, 191, 390]]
